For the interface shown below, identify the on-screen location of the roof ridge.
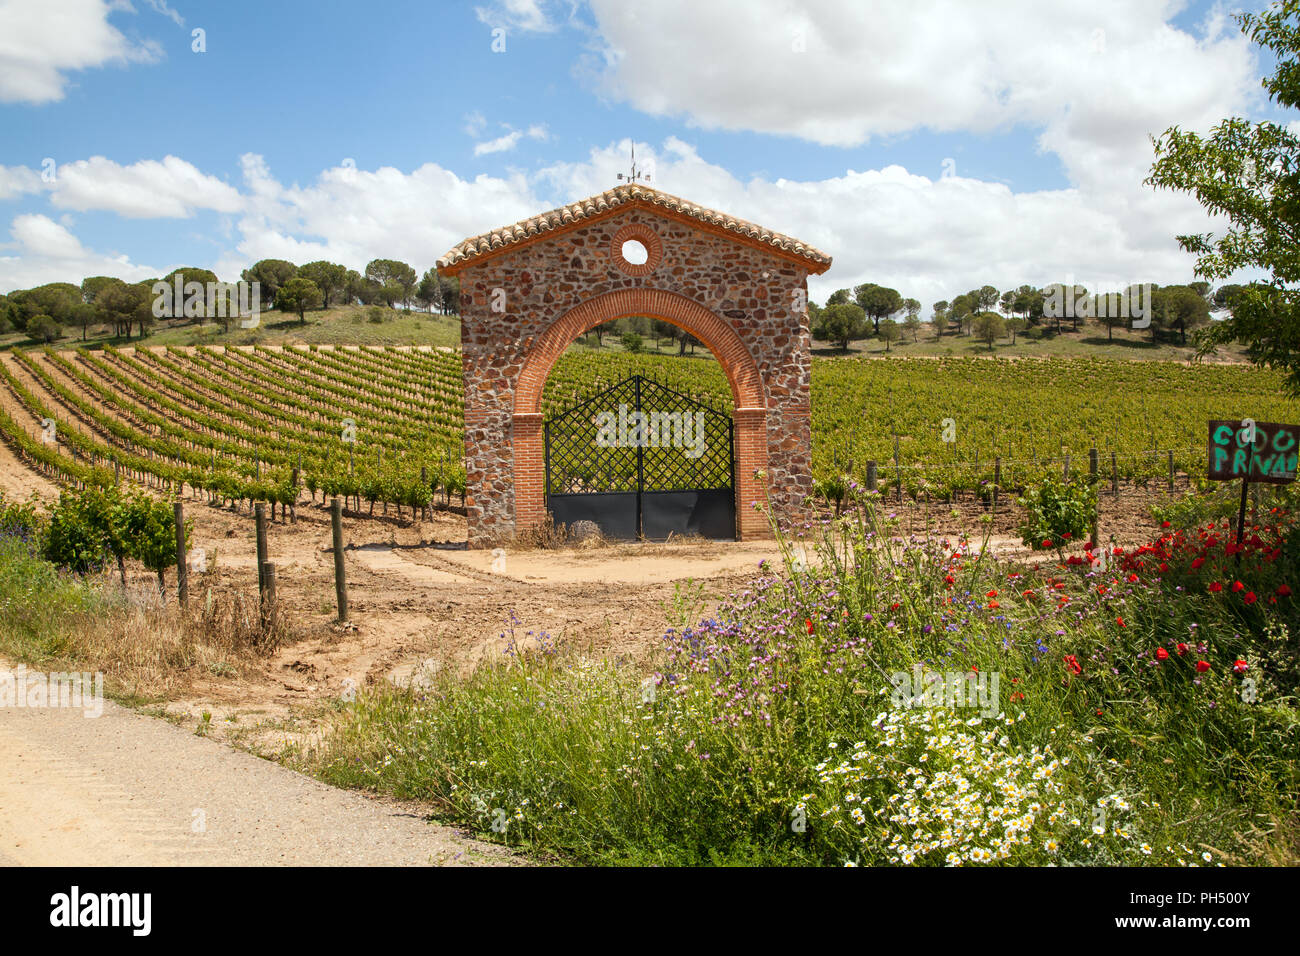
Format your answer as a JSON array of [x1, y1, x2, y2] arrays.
[[436, 183, 831, 274]]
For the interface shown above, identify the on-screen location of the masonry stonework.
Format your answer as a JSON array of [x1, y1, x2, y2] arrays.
[[439, 187, 830, 548]]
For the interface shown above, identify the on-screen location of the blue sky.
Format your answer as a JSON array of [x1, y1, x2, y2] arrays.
[[0, 0, 1282, 306]]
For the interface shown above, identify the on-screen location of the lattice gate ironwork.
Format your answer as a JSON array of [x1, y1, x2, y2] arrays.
[[544, 375, 736, 540]]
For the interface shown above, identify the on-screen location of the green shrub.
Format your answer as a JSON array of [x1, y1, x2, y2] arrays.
[[1018, 477, 1097, 550]]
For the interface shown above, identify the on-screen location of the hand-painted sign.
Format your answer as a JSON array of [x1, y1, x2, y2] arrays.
[[1207, 420, 1298, 484]]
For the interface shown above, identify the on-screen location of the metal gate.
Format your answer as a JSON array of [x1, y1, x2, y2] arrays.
[[544, 374, 736, 540]]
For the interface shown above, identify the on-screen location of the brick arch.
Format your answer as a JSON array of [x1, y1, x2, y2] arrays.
[[514, 288, 764, 414], [510, 288, 770, 540]]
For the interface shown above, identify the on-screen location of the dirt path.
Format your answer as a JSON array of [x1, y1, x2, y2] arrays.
[[0, 669, 517, 866]]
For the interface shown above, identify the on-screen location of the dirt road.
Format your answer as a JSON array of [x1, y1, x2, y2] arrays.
[[0, 679, 517, 866]]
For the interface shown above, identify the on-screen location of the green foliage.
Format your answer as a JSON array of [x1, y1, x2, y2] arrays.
[[297, 261, 348, 308], [1146, 1, 1300, 391], [813, 302, 867, 350], [854, 282, 903, 333], [973, 311, 1006, 350], [241, 259, 298, 307], [277, 277, 323, 324], [1018, 477, 1097, 550], [42, 487, 115, 573], [620, 331, 643, 354], [27, 314, 61, 343]]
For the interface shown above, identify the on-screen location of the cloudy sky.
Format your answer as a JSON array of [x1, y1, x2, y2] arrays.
[[0, 0, 1285, 306]]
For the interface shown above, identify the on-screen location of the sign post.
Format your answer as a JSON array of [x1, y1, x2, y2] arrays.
[[1207, 420, 1298, 566]]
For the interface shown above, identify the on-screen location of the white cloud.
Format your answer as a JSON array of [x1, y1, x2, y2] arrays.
[[0, 214, 155, 290], [0, 165, 43, 201], [475, 131, 526, 156], [577, 0, 1258, 192], [207, 155, 540, 281], [472, 123, 549, 156], [475, 0, 557, 34], [538, 138, 1222, 307], [142, 0, 183, 27], [0, 0, 161, 104], [49, 155, 245, 218]]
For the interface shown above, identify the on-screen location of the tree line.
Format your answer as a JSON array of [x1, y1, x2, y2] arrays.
[[0, 258, 462, 343], [809, 280, 1250, 351]]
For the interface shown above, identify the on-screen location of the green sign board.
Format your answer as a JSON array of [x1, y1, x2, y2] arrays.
[[1207, 420, 1298, 484]]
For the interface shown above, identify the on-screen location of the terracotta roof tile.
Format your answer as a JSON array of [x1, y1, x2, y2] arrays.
[[436, 183, 831, 274]]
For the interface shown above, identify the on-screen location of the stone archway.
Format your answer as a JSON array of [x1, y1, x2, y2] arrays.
[[437, 183, 832, 548]]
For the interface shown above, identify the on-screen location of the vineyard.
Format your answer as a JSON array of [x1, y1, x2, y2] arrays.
[[2, 345, 1298, 519]]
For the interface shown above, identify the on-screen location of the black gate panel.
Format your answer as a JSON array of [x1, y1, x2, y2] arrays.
[[548, 492, 639, 540], [544, 374, 735, 541], [642, 489, 737, 540]]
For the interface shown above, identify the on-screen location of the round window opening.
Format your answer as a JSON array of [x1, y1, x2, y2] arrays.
[[621, 239, 649, 266]]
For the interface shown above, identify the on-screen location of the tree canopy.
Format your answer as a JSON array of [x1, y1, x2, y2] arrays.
[[1146, 0, 1300, 392]]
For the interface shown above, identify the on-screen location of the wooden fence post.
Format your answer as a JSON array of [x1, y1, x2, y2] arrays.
[[254, 502, 269, 594], [331, 497, 349, 624], [260, 561, 277, 629], [174, 499, 188, 607], [866, 460, 877, 492]]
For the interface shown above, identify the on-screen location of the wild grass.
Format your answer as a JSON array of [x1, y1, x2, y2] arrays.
[[307, 498, 1300, 865], [0, 536, 290, 703]]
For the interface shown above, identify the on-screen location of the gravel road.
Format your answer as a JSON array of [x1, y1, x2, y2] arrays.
[[0, 683, 517, 866]]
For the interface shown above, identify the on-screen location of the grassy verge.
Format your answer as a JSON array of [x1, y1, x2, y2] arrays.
[[306, 500, 1300, 866], [0, 535, 284, 705]]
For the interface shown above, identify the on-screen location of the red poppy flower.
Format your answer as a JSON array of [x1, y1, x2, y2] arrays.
[[1042, 539, 1052, 549], [1159, 563, 1169, 573], [1161, 521, 1171, 528], [1231, 580, 1244, 592], [944, 574, 955, 586], [986, 590, 998, 598], [987, 600, 1000, 610], [1063, 655, 1082, 675], [1062, 532, 1072, 539], [1208, 582, 1223, 593], [1127, 573, 1138, 583], [1233, 660, 1249, 674], [1095, 709, 1104, 717], [805, 618, 814, 635], [1176, 643, 1188, 655], [1244, 591, 1257, 605], [1196, 660, 1210, 673], [1191, 557, 1205, 570], [1155, 647, 1168, 660], [1279, 584, 1292, 598]]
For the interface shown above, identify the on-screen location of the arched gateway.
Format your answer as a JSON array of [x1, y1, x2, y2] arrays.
[[437, 184, 831, 548]]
